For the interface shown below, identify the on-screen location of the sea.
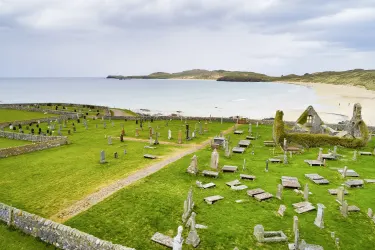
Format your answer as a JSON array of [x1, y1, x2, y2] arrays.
[[0, 78, 348, 122]]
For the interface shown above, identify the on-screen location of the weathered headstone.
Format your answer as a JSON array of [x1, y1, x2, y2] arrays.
[[168, 129, 172, 140], [100, 150, 106, 163], [242, 158, 246, 171], [293, 216, 298, 234], [135, 128, 139, 137], [186, 124, 190, 140], [172, 226, 184, 250], [265, 160, 269, 172], [276, 184, 283, 200], [304, 183, 309, 201], [278, 205, 286, 216], [317, 148, 323, 162], [114, 152, 118, 159], [314, 203, 325, 228], [108, 136, 112, 145], [342, 166, 348, 178], [336, 187, 345, 204], [368, 208, 373, 218], [283, 151, 288, 164], [211, 149, 219, 170], [182, 187, 194, 223], [187, 155, 198, 175], [353, 150, 357, 161], [186, 212, 200, 247], [340, 200, 348, 217]]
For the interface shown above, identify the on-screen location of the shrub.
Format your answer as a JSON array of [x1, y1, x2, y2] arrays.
[[286, 133, 366, 148]]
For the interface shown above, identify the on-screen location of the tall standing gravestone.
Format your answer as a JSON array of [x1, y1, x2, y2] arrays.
[[186, 124, 190, 140], [210, 149, 219, 170], [100, 150, 106, 163]]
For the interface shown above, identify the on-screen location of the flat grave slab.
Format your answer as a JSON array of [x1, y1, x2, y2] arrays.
[[313, 179, 330, 185], [238, 140, 251, 147], [247, 188, 265, 197], [254, 192, 273, 201], [338, 169, 359, 177], [365, 179, 375, 183], [202, 183, 216, 189], [305, 173, 329, 184], [151, 232, 173, 248], [226, 179, 241, 187], [222, 165, 238, 172], [204, 195, 224, 204], [345, 179, 364, 188], [263, 141, 275, 147], [286, 147, 302, 152], [348, 205, 361, 212], [144, 154, 157, 159], [144, 146, 156, 149], [232, 147, 245, 154], [213, 137, 226, 145], [269, 158, 282, 163], [240, 174, 256, 181], [234, 130, 244, 134], [231, 185, 248, 191], [293, 201, 316, 214], [202, 170, 219, 178], [304, 160, 323, 166], [359, 151, 372, 156], [281, 176, 301, 188], [246, 136, 256, 140], [322, 153, 337, 160], [328, 189, 349, 195]]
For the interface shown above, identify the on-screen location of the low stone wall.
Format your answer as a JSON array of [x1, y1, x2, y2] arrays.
[[0, 114, 78, 129], [0, 131, 67, 142], [0, 103, 111, 116], [0, 202, 134, 250], [0, 138, 68, 158]]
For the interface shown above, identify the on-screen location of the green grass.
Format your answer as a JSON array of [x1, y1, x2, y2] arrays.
[[0, 119, 232, 218], [0, 223, 57, 250], [66, 124, 375, 250], [0, 138, 32, 148], [39, 104, 107, 117], [0, 109, 52, 123]]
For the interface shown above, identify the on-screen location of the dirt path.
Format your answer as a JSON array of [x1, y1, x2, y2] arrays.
[[51, 125, 235, 223]]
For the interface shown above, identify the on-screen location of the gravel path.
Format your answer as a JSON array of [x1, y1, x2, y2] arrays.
[[51, 125, 234, 223]]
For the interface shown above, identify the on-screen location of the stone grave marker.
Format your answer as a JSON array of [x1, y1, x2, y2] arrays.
[[108, 136, 112, 145], [210, 149, 219, 170], [278, 205, 286, 216], [172, 226, 184, 250], [168, 129, 172, 140], [276, 184, 283, 200], [340, 200, 348, 217], [185, 212, 200, 248], [314, 203, 325, 228], [187, 155, 198, 175], [100, 150, 106, 163], [304, 184, 309, 201]]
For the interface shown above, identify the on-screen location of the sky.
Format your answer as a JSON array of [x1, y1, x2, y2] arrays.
[[0, 0, 375, 77]]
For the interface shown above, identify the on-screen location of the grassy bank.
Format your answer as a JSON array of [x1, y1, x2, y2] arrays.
[[0, 109, 52, 123], [0, 138, 32, 148]]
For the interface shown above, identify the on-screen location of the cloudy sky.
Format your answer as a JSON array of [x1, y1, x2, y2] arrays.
[[1, 0, 375, 77]]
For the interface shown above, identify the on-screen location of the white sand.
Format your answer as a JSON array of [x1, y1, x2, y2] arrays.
[[278, 81, 375, 126]]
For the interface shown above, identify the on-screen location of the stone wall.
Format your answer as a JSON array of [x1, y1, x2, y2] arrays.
[[0, 138, 68, 158], [0, 131, 67, 142], [0, 202, 134, 250], [0, 103, 111, 116], [0, 114, 78, 129]]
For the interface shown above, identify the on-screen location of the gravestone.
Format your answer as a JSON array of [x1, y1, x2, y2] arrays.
[[185, 212, 200, 247], [182, 187, 194, 223], [278, 205, 286, 216], [283, 151, 288, 164], [192, 131, 195, 138], [314, 203, 325, 228], [103, 122, 106, 129], [368, 208, 373, 218], [199, 122, 203, 135], [135, 128, 139, 137], [293, 216, 298, 234], [108, 136, 112, 145], [168, 129, 172, 140], [336, 187, 345, 204], [242, 158, 246, 171], [225, 144, 231, 158], [211, 149, 219, 170], [120, 134, 124, 142], [186, 124, 190, 140], [172, 226, 184, 250], [187, 155, 198, 175], [353, 150, 357, 161], [304, 184, 309, 201], [317, 148, 323, 162], [100, 150, 106, 163], [114, 152, 118, 159], [340, 200, 348, 217], [154, 132, 159, 145], [265, 160, 269, 172], [178, 130, 182, 144], [276, 184, 283, 200]]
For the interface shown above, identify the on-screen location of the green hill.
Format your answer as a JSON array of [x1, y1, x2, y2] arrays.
[[107, 69, 375, 90]]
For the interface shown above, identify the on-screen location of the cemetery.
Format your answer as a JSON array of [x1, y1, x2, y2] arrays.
[[0, 103, 375, 250]]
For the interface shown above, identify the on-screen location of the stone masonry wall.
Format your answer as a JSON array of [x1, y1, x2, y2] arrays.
[[0, 138, 68, 158], [0, 114, 78, 129], [0, 202, 135, 250], [0, 131, 67, 142]]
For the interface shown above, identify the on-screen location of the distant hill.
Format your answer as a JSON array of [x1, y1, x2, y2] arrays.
[[107, 69, 375, 90]]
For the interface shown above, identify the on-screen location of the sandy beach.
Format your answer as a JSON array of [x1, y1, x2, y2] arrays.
[[278, 81, 375, 126]]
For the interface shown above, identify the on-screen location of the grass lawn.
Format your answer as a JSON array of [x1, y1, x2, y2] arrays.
[[66, 124, 375, 250], [0, 223, 57, 250], [0, 138, 32, 148], [0, 120, 182, 218], [39, 104, 107, 117], [0, 109, 52, 123]]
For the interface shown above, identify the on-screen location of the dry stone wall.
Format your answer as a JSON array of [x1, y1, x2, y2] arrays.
[[0, 202, 135, 250], [0, 114, 78, 129], [0, 138, 68, 158]]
